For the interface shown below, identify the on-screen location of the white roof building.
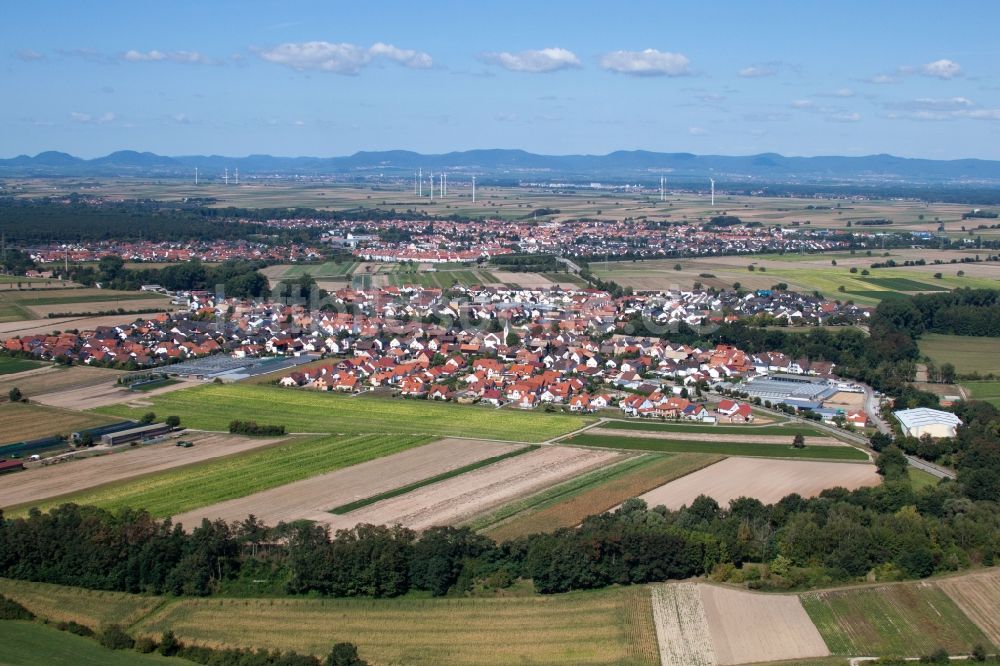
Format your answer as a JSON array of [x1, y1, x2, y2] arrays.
[[894, 408, 962, 439]]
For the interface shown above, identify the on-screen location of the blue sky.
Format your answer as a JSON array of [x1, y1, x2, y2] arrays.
[[4, 0, 1000, 159]]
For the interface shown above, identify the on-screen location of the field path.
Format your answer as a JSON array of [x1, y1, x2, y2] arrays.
[[650, 583, 717, 666]]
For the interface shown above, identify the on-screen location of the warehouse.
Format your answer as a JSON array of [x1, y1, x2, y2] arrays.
[[894, 408, 963, 439], [100, 423, 174, 447], [725, 373, 840, 409]]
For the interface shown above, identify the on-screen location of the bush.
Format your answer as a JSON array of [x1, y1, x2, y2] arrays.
[[98, 624, 135, 650], [326, 642, 369, 666], [165, 415, 181, 428], [0, 593, 35, 620], [55, 620, 94, 636], [229, 419, 286, 436], [140, 411, 156, 424], [159, 629, 180, 656], [8, 387, 23, 403], [135, 636, 158, 653]]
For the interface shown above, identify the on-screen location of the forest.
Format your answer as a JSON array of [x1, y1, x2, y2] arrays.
[[67, 255, 270, 297]]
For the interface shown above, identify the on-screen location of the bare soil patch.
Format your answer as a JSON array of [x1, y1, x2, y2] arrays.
[[489, 271, 554, 288], [823, 391, 866, 411], [0, 402, 116, 446], [26, 298, 173, 318], [0, 432, 288, 510], [936, 569, 1000, 645], [318, 445, 622, 531], [32, 377, 196, 410], [700, 584, 829, 665], [172, 438, 524, 528], [0, 314, 158, 338], [0, 364, 127, 399], [638, 457, 880, 509], [592, 427, 844, 446]]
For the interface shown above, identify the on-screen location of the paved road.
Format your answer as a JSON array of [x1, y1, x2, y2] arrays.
[[555, 256, 582, 274], [905, 453, 956, 480]]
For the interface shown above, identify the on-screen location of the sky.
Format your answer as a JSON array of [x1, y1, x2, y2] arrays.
[[4, 0, 1000, 160]]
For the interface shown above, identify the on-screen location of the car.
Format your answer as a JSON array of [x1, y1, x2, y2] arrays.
[[176, 441, 194, 448]]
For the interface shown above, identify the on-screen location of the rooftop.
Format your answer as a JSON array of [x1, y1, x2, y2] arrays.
[[893, 408, 963, 429]]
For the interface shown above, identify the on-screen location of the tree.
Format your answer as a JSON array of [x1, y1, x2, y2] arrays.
[[792, 433, 805, 449], [505, 331, 520, 347], [940, 363, 956, 385], [165, 415, 181, 428], [7, 387, 22, 403], [158, 630, 180, 657], [98, 624, 135, 650], [141, 411, 156, 424], [325, 642, 369, 666]]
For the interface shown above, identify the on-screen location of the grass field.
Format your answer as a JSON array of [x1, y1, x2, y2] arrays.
[[280, 260, 359, 278], [94, 384, 590, 442], [601, 419, 823, 437], [566, 433, 869, 460], [0, 356, 45, 375], [908, 467, 940, 491], [0, 578, 162, 627], [7, 433, 431, 519], [858, 277, 948, 291], [479, 452, 722, 540], [0, 621, 186, 666], [0, 401, 116, 445], [134, 587, 660, 665], [802, 584, 994, 657], [920, 334, 1000, 376], [962, 380, 1000, 406]]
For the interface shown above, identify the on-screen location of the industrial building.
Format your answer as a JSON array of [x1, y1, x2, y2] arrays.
[[100, 423, 174, 447], [723, 373, 840, 410], [894, 408, 963, 439]]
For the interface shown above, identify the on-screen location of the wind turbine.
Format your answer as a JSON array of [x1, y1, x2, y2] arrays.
[[710, 178, 715, 207], [418, 168, 422, 197], [194, 167, 199, 185], [224, 168, 229, 186], [472, 176, 476, 203]]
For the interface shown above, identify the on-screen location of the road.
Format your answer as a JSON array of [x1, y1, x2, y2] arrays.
[[555, 256, 582, 274]]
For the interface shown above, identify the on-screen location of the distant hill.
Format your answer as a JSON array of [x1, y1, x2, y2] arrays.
[[3, 148, 1000, 184]]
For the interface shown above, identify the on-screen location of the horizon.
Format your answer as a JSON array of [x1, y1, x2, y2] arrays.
[[4, 1, 1000, 160]]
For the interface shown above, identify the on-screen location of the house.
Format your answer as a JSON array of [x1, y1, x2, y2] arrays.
[[846, 411, 868, 427], [717, 399, 740, 416]]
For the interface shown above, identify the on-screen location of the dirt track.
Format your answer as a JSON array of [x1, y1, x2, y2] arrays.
[[315, 445, 623, 531], [699, 584, 829, 665], [638, 457, 880, 509], [171, 438, 524, 529], [592, 427, 845, 446], [0, 433, 288, 510]]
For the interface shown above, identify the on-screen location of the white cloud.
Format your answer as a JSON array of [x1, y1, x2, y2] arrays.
[[827, 111, 861, 123], [481, 47, 580, 73], [688, 126, 708, 135], [866, 74, 898, 85], [921, 58, 962, 79], [739, 64, 777, 78], [791, 99, 815, 110], [599, 49, 690, 77], [959, 108, 1000, 120], [258, 41, 432, 74], [15, 49, 45, 62], [69, 111, 115, 124], [122, 49, 214, 65], [70, 112, 92, 123], [828, 88, 855, 97]]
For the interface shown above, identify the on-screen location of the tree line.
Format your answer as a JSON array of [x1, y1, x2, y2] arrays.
[[67, 255, 270, 297]]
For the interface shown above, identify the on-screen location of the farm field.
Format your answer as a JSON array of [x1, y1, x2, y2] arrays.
[[801, 583, 994, 657], [132, 587, 661, 666], [650, 583, 717, 666], [94, 383, 590, 441], [0, 356, 44, 375], [699, 585, 830, 665], [0, 287, 173, 320], [7, 433, 431, 519], [279, 260, 359, 278], [920, 334, 1000, 376], [0, 578, 162, 628], [319, 446, 624, 531], [636, 457, 880, 510], [0, 363, 127, 400], [566, 433, 869, 460], [480, 452, 722, 541], [936, 569, 1000, 646], [591, 427, 845, 447], [602, 419, 821, 437], [0, 432, 289, 511], [0, 621, 186, 666], [169, 438, 523, 528], [962, 380, 1000, 406], [0, 401, 116, 445]]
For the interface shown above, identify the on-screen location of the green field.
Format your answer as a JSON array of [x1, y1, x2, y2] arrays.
[[6, 433, 431, 518], [0, 577, 660, 666], [919, 334, 1000, 376], [802, 584, 993, 656], [0, 356, 45, 375], [94, 384, 589, 442], [0, 621, 186, 666], [859, 277, 948, 291], [566, 433, 868, 460], [601, 419, 823, 437], [962, 380, 1000, 406], [908, 467, 940, 491], [5, 291, 166, 306], [280, 260, 359, 278]]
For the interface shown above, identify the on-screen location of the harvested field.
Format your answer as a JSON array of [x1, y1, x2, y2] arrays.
[[320, 446, 623, 531], [481, 452, 722, 541], [700, 585, 829, 665], [936, 569, 1000, 645], [802, 583, 993, 656], [0, 314, 160, 338], [0, 432, 287, 511], [31, 377, 196, 410], [172, 438, 523, 528], [920, 334, 1000, 376], [637, 457, 880, 509], [650, 583, 717, 666], [0, 363, 127, 399], [0, 402, 116, 445], [602, 420, 815, 436], [592, 427, 844, 446], [26, 298, 173, 317], [489, 271, 554, 288], [567, 432, 868, 460]]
